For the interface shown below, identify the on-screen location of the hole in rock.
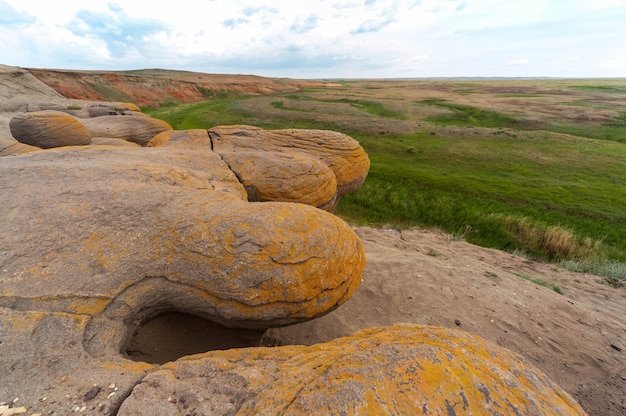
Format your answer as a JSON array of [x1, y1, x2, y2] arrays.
[[123, 312, 267, 365]]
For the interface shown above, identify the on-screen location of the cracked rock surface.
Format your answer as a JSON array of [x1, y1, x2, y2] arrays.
[[1, 115, 367, 414], [117, 324, 586, 416]]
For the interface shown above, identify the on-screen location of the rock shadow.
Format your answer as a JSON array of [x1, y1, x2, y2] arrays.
[[123, 311, 268, 365]]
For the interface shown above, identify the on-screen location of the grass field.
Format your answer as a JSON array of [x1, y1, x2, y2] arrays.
[[144, 78, 626, 279]]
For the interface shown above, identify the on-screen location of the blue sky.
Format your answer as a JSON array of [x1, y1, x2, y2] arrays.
[[1, 0, 625, 78]]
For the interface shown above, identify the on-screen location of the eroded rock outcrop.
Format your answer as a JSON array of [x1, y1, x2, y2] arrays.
[[0, 143, 365, 333], [0, 99, 586, 415], [0, 123, 367, 414], [117, 324, 587, 415], [5, 100, 168, 152]]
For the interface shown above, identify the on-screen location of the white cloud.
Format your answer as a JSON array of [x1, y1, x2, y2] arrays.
[[507, 59, 530, 66], [1, 0, 626, 77]]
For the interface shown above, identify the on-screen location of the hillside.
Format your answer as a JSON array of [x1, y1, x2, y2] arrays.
[[26, 67, 337, 107]]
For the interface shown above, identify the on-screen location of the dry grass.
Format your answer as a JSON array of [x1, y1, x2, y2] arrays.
[[497, 215, 602, 260]]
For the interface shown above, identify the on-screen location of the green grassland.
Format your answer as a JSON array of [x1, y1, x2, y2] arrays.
[[144, 79, 626, 279]]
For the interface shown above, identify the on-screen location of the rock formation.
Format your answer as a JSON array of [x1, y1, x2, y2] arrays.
[[151, 126, 370, 211], [0, 114, 370, 413], [9, 110, 92, 148], [210, 125, 370, 199], [117, 324, 586, 415]]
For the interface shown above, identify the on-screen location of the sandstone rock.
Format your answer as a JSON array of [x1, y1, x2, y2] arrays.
[[80, 114, 172, 146], [9, 110, 91, 148], [117, 324, 587, 416], [90, 137, 142, 147], [147, 129, 212, 148], [0, 121, 368, 415], [209, 125, 370, 210], [0, 65, 65, 112], [0, 139, 41, 156], [220, 150, 338, 209], [0, 143, 364, 353], [89, 103, 141, 117]]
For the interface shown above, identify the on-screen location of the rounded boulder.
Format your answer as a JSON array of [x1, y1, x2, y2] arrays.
[[118, 324, 587, 415], [9, 110, 91, 148]]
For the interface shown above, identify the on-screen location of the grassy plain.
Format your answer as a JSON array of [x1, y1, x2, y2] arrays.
[[145, 78, 626, 279]]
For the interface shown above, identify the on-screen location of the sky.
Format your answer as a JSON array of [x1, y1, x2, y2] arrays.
[[1, 0, 625, 79]]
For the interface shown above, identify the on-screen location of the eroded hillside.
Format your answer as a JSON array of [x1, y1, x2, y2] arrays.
[[27, 68, 336, 107]]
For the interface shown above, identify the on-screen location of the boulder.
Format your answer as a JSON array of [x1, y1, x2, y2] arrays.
[[0, 140, 365, 348], [150, 130, 339, 208], [0, 124, 369, 415], [117, 324, 587, 415], [80, 114, 172, 146], [9, 110, 91, 148], [86, 103, 141, 117], [209, 125, 370, 210], [220, 150, 338, 209]]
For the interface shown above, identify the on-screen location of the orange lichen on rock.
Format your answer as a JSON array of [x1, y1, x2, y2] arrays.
[[0, 117, 370, 414], [209, 125, 370, 210], [118, 324, 586, 415], [1, 135, 366, 343]]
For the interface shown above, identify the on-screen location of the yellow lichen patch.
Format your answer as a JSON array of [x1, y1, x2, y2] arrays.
[[67, 297, 110, 316], [0, 311, 45, 331], [216, 325, 586, 415], [81, 232, 123, 272], [101, 359, 155, 373], [147, 130, 172, 147]]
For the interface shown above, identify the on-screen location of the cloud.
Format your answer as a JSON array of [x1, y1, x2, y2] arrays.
[[66, 4, 169, 58], [455, 2, 468, 12], [2, 0, 626, 78], [0, 0, 35, 25], [290, 15, 319, 34], [352, 16, 396, 33], [242, 5, 279, 17], [223, 18, 249, 29], [506, 59, 530, 66]]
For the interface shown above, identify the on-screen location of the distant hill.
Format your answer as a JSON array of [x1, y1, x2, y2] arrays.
[[25, 67, 333, 107]]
